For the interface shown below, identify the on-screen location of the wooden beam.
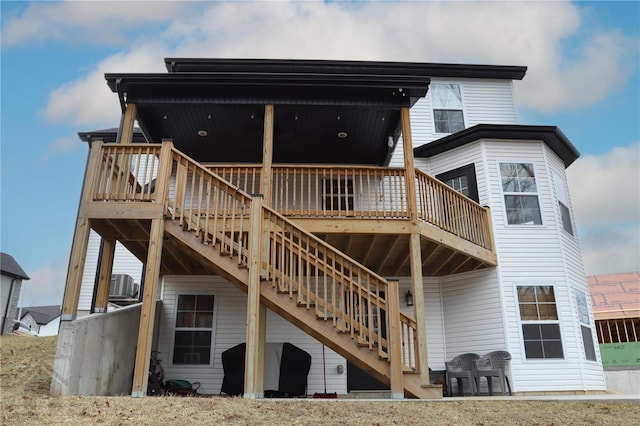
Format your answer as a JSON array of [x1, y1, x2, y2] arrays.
[[244, 195, 264, 398], [361, 234, 379, 265], [60, 217, 91, 320], [386, 280, 404, 399], [61, 141, 104, 320], [261, 104, 274, 204], [401, 107, 418, 222], [409, 233, 429, 386], [131, 141, 173, 397], [94, 237, 115, 312], [118, 103, 137, 145], [131, 218, 164, 397], [290, 218, 416, 235], [379, 234, 402, 273]]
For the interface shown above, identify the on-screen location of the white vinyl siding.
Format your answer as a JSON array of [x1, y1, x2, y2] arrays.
[[389, 78, 518, 168], [440, 269, 506, 360]]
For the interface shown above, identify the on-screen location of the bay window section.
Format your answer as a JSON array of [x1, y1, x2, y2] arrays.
[[500, 163, 542, 225]]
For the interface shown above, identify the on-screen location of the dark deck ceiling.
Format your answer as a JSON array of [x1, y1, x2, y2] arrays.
[[102, 58, 527, 165]]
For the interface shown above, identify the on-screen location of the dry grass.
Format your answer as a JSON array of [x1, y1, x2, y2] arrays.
[[1, 335, 638, 425]]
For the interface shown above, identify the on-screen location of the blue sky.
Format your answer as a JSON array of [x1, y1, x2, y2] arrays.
[[1, 1, 639, 307]]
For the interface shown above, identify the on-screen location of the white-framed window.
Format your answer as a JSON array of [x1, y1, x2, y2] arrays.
[[574, 288, 597, 361], [500, 162, 542, 225], [172, 294, 216, 365], [431, 83, 465, 134], [553, 171, 573, 235], [323, 178, 354, 212], [517, 285, 564, 359]]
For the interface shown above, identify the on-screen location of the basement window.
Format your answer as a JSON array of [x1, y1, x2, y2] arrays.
[[173, 294, 216, 365]]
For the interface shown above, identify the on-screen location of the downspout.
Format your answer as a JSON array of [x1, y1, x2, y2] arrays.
[[1, 278, 18, 334]]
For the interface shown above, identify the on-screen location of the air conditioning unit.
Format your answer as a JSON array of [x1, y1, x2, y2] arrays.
[[109, 274, 135, 298]]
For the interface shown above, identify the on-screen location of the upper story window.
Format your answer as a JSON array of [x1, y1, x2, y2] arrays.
[[431, 84, 465, 134], [173, 294, 216, 365], [553, 171, 573, 235], [436, 163, 479, 203], [500, 163, 542, 225], [518, 285, 564, 359]]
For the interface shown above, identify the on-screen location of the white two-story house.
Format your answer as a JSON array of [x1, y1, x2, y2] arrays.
[[51, 58, 606, 398]]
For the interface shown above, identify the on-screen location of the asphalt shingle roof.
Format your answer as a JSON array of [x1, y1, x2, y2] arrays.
[[0, 252, 30, 280], [19, 305, 61, 325]]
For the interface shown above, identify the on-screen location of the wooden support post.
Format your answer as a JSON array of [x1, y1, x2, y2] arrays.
[[401, 107, 418, 222], [387, 280, 404, 399], [409, 233, 430, 386], [131, 141, 173, 398], [261, 104, 274, 206], [94, 237, 116, 313], [401, 106, 430, 385], [244, 195, 264, 399], [131, 219, 164, 397], [117, 103, 137, 145], [61, 141, 104, 320]]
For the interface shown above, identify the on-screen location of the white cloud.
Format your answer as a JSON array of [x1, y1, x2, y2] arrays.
[[567, 143, 640, 226], [1, 1, 190, 47], [38, 1, 637, 129], [19, 262, 67, 308], [567, 143, 640, 275]]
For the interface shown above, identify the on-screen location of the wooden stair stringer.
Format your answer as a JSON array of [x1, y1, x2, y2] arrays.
[[164, 218, 439, 399]]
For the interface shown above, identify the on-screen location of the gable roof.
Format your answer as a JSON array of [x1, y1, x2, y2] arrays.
[[19, 305, 61, 325], [413, 124, 580, 167], [0, 252, 30, 280], [588, 272, 640, 320]]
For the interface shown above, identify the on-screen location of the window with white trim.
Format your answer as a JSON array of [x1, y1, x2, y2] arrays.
[[517, 286, 564, 359], [173, 294, 215, 365], [431, 84, 465, 134], [500, 163, 542, 225], [553, 171, 573, 235], [574, 288, 597, 361]]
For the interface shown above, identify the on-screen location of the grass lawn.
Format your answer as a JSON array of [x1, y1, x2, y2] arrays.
[[1, 335, 638, 425]]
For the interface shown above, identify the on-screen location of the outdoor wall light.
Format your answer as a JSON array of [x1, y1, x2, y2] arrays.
[[406, 290, 413, 307], [336, 364, 344, 375]]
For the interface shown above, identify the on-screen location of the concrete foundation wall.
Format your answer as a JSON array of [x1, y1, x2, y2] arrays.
[[605, 370, 640, 396], [51, 303, 148, 396]]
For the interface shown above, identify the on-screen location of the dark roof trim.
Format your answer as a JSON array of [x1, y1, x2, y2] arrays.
[[78, 128, 146, 144], [414, 124, 580, 167], [164, 58, 527, 80], [0, 253, 30, 280]]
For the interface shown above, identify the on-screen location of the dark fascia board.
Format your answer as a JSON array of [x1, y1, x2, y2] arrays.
[[105, 72, 430, 98], [164, 58, 527, 80], [77, 128, 146, 144], [414, 124, 580, 167]]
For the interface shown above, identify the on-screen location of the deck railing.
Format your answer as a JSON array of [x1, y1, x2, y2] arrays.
[[88, 143, 419, 373], [205, 164, 492, 250]]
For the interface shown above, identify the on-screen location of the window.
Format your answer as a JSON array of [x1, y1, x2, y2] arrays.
[[323, 178, 354, 212], [517, 286, 564, 359], [431, 84, 465, 133], [553, 172, 573, 235], [436, 163, 479, 203], [173, 294, 215, 365], [500, 163, 542, 225], [575, 288, 597, 361]]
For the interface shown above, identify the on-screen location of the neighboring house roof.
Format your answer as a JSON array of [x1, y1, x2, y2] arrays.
[[413, 124, 580, 167], [588, 272, 640, 320], [19, 305, 61, 325], [0, 252, 30, 280]]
